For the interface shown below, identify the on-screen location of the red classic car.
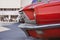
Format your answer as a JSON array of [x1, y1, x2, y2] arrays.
[[19, 0, 60, 40]]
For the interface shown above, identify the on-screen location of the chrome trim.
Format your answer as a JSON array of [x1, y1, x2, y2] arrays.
[[19, 23, 60, 29]]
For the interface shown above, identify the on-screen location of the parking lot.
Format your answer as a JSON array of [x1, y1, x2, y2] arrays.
[[0, 23, 35, 40]]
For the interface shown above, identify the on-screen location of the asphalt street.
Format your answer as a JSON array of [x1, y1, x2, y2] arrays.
[[0, 23, 35, 40]]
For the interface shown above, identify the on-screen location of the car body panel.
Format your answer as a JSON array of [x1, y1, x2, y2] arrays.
[[19, 0, 60, 39]]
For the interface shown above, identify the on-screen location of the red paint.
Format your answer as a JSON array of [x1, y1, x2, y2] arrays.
[[36, 13, 60, 25], [24, 9, 35, 20], [27, 30, 43, 38], [27, 28, 60, 39], [36, 2, 60, 25], [23, 2, 60, 24], [43, 28, 60, 38], [21, 1, 60, 39]]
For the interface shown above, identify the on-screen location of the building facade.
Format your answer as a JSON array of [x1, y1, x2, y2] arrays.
[[0, 0, 21, 23], [0, 10, 20, 23]]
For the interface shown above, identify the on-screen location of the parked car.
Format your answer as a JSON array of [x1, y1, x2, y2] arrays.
[[19, 0, 60, 40]]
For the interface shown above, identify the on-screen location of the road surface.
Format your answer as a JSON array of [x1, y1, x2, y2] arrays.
[[0, 23, 35, 40]]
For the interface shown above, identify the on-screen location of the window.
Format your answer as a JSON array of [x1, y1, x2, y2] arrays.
[[0, 15, 18, 22], [0, 15, 8, 22], [3, 15, 8, 22], [9, 15, 18, 22]]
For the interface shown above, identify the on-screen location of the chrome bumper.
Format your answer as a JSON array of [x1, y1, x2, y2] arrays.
[[18, 23, 60, 37], [18, 23, 60, 29]]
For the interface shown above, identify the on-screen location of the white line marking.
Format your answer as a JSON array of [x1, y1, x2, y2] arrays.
[[0, 26, 10, 32]]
